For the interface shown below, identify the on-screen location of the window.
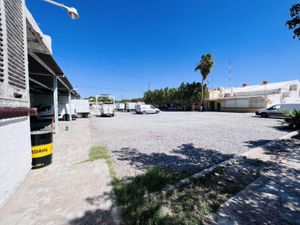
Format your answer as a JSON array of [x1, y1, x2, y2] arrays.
[[268, 105, 280, 110]]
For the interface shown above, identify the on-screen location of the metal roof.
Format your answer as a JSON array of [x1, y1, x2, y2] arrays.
[[26, 7, 80, 97], [223, 80, 300, 94]]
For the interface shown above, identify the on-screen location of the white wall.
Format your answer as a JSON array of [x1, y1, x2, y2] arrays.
[[0, 117, 31, 207]]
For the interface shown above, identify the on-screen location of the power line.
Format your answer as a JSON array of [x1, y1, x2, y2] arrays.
[[55, 54, 141, 80], [228, 60, 232, 87], [76, 85, 145, 93]]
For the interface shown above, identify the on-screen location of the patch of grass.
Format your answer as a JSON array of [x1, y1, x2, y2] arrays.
[[89, 146, 118, 181], [89, 146, 108, 161], [96, 146, 262, 225], [113, 167, 188, 225]]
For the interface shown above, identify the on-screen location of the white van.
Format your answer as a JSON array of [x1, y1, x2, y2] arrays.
[[256, 103, 300, 118], [135, 104, 160, 114]]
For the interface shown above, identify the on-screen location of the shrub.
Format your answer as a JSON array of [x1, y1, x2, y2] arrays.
[[284, 109, 300, 129]]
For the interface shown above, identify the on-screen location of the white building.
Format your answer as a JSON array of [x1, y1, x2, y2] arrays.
[[0, 0, 78, 207], [207, 80, 300, 112]]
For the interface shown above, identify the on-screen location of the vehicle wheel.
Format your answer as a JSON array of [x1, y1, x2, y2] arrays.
[[260, 113, 268, 118], [63, 114, 71, 121], [143, 111, 146, 114]]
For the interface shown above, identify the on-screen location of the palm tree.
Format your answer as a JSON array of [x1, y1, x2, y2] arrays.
[[195, 54, 214, 111]]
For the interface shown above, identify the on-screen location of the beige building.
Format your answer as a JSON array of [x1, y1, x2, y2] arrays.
[[207, 80, 300, 112]]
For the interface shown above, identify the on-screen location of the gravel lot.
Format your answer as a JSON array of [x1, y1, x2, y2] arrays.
[[90, 112, 288, 179]]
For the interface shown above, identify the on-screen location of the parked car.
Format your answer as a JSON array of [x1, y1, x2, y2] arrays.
[[166, 106, 183, 111], [255, 103, 300, 118], [135, 104, 160, 114]]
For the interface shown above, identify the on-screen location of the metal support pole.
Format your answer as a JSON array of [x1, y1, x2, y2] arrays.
[[53, 76, 59, 133], [68, 89, 72, 120]]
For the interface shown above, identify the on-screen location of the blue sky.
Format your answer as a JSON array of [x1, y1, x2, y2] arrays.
[[26, 0, 300, 99]]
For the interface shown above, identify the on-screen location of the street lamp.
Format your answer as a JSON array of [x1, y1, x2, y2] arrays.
[[43, 0, 80, 20], [263, 80, 269, 106]]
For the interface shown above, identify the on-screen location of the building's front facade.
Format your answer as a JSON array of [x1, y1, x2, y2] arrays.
[[0, 0, 32, 207], [207, 80, 300, 112], [0, 0, 79, 207]]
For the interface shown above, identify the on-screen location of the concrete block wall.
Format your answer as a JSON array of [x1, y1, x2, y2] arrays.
[[0, 117, 31, 207]]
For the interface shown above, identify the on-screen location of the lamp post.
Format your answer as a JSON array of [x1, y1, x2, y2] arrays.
[[263, 80, 269, 106], [42, 0, 80, 20]]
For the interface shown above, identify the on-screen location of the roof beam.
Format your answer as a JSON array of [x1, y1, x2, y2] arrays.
[[29, 72, 53, 77], [28, 51, 56, 76], [29, 77, 53, 91], [57, 76, 75, 95]]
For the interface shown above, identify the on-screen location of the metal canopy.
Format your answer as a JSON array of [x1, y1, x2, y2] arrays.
[[27, 15, 79, 98], [28, 52, 79, 97], [35, 52, 64, 76]]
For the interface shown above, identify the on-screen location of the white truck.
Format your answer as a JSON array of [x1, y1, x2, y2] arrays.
[[72, 99, 90, 118], [116, 102, 125, 111], [36, 103, 76, 121], [125, 102, 138, 112], [100, 103, 115, 117]]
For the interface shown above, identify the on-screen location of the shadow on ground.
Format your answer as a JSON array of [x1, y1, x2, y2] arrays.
[[113, 143, 234, 174], [211, 165, 300, 225], [212, 138, 300, 225], [69, 138, 300, 225], [69, 190, 118, 225], [245, 138, 300, 163]]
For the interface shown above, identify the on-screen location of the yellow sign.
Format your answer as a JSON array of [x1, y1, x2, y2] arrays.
[[32, 143, 53, 158]]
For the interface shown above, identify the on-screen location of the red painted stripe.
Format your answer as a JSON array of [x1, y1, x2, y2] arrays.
[[0, 107, 37, 119]]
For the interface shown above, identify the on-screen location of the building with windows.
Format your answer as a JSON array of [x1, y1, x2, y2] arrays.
[[0, 0, 78, 207], [207, 80, 300, 112]]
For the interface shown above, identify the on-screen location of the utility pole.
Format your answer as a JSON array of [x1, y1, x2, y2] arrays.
[[148, 81, 151, 91], [228, 60, 232, 88]]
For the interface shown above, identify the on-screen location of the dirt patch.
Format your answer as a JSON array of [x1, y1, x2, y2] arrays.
[[162, 158, 269, 224], [112, 157, 270, 225]]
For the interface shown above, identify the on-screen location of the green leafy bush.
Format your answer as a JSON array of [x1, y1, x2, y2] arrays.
[[284, 109, 300, 129]]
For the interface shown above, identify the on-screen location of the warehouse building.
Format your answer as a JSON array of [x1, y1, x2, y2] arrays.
[[0, 0, 78, 207], [207, 80, 300, 112]]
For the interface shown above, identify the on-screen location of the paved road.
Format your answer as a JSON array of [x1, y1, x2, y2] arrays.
[[0, 119, 118, 225], [90, 111, 288, 179]]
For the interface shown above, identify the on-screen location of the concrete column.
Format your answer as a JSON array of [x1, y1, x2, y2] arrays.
[[53, 76, 58, 133], [68, 90, 72, 120]]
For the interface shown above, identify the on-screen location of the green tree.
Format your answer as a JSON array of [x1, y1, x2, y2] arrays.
[[194, 54, 214, 110], [286, 3, 300, 39]]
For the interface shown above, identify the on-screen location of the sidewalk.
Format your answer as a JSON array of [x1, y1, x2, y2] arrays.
[[211, 136, 300, 225], [0, 119, 117, 225]]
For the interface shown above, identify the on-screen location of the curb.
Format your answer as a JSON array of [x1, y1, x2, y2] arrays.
[[163, 130, 298, 196]]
